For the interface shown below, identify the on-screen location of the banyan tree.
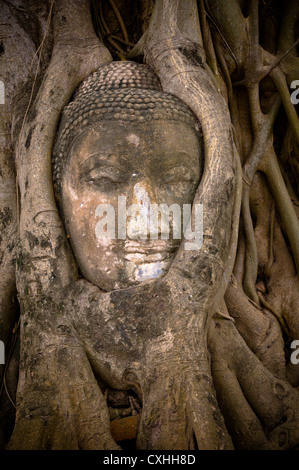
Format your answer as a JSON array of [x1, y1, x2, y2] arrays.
[[0, 0, 298, 450]]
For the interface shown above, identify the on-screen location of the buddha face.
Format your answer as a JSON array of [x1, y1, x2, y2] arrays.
[[61, 119, 202, 291]]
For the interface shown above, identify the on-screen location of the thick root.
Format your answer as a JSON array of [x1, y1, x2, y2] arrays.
[[136, 364, 233, 450], [209, 315, 299, 449]]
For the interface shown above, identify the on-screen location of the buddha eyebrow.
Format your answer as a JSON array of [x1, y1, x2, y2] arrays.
[[158, 151, 201, 166]]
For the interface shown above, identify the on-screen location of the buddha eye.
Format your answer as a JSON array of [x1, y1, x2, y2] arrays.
[[86, 167, 123, 187], [87, 175, 119, 183], [161, 167, 195, 186], [163, 177, 194, 185]]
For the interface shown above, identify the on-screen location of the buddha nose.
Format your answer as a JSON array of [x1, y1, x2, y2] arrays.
[[126, 180, 157, 240], [131, 180, 157, 205]]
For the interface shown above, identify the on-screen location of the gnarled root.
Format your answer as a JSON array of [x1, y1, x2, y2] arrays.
[[209, 315, 299, 450], [225, 276, 286, 378], [8, 299, 118, 450], [136, 362, 233, 450]]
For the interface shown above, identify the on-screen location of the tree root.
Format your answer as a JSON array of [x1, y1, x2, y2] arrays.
[[225, 276, 286, 379], [209, 316, 299, 449], [137, 367, 233, 450]]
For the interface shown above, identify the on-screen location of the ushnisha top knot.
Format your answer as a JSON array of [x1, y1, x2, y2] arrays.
[[52, 61, 200, 195], [75, 60, 163, 95]]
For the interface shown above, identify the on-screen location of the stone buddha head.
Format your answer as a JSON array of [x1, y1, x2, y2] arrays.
[[53, 61, 203, 291]]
